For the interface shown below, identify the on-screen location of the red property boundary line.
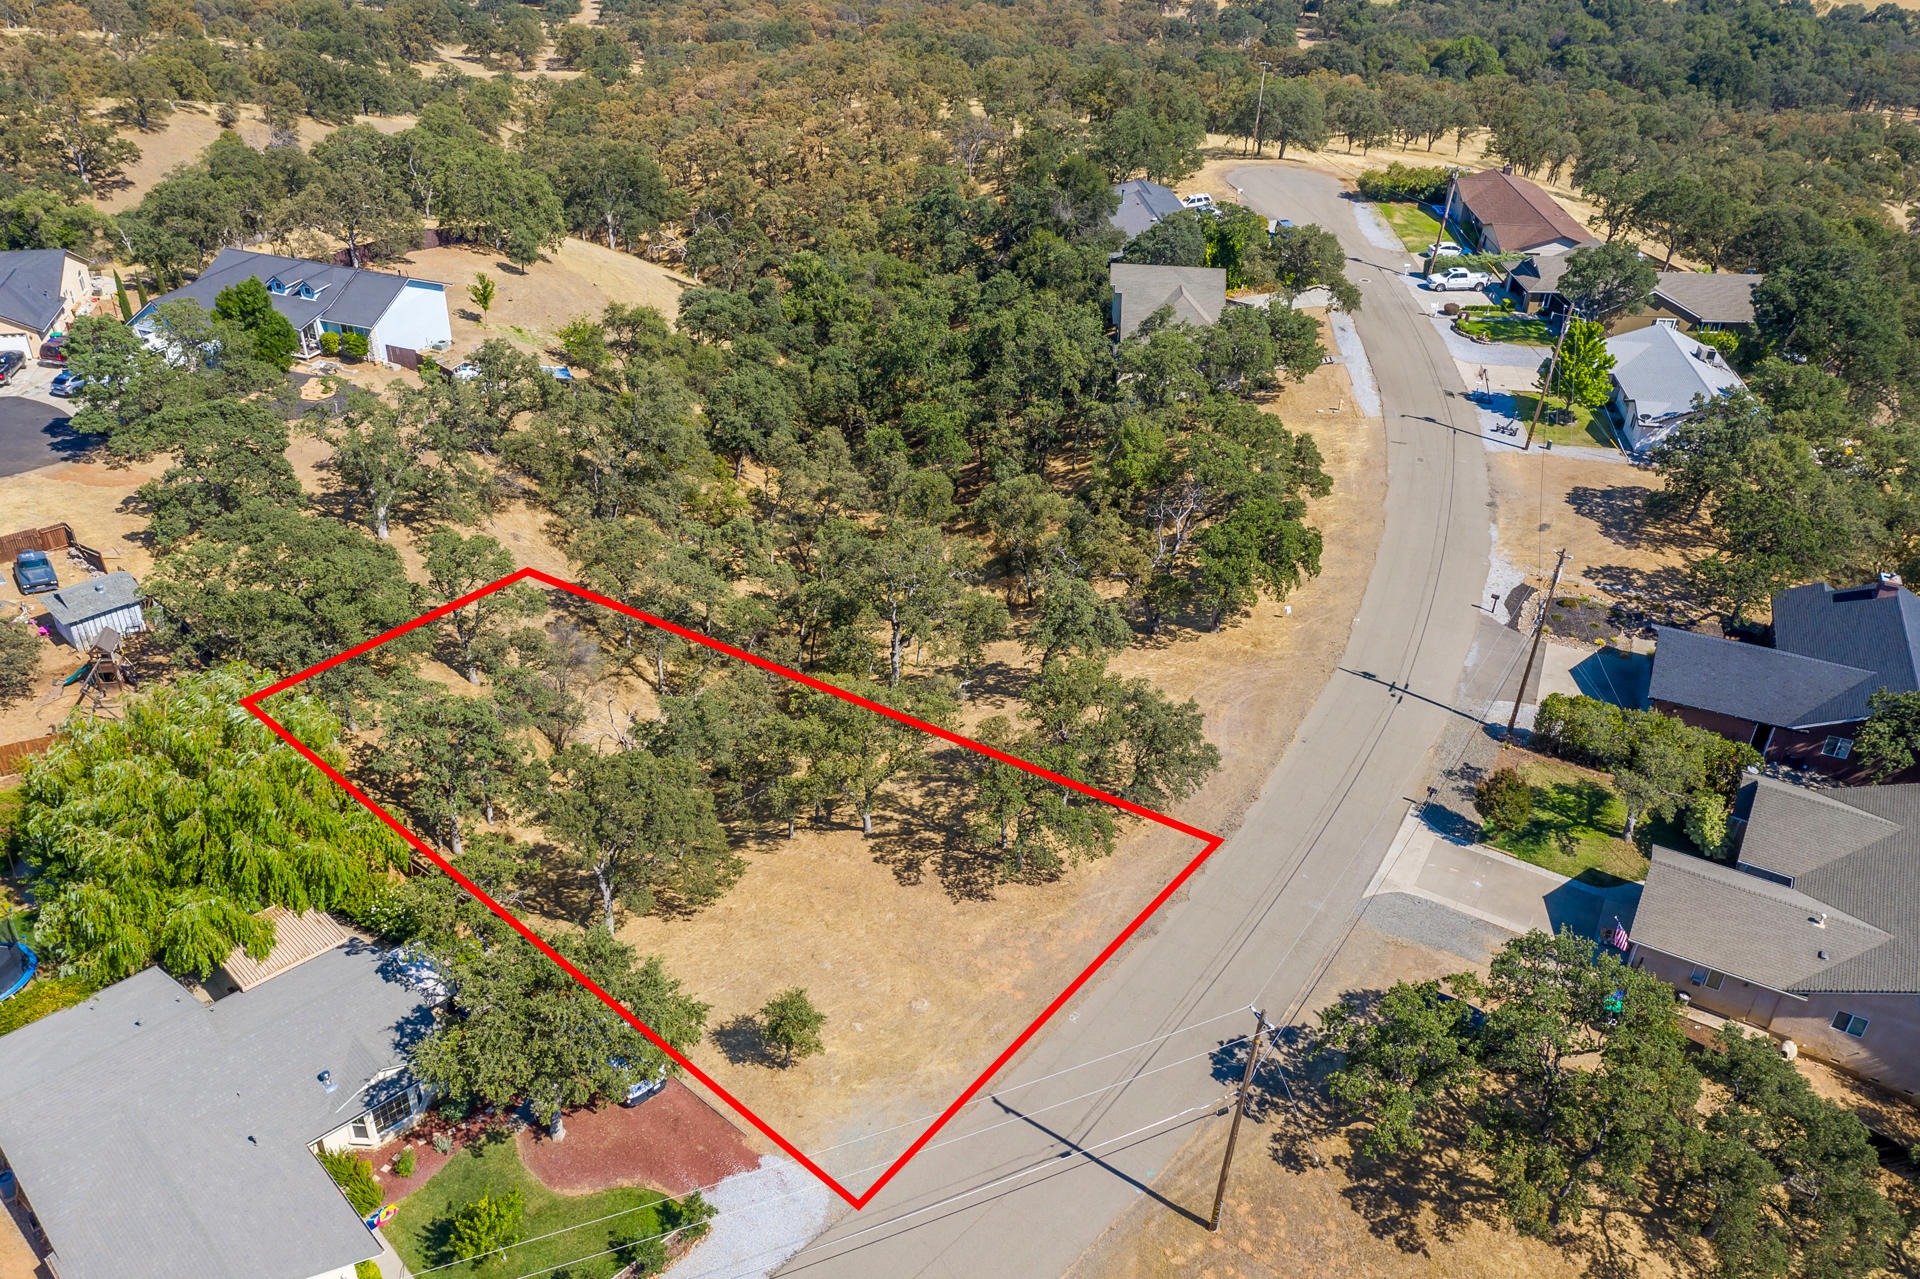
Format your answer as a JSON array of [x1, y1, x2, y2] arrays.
[[241, 567, 1224, 1209]]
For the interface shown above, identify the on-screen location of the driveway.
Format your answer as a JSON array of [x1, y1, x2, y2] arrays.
[[0, 375, 95, 479]]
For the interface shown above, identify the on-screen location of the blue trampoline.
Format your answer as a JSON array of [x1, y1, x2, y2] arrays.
[[0, 940, 36, 1003]]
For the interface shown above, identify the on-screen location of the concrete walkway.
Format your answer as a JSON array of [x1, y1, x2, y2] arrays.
[[1366, 810, 1641, 941]]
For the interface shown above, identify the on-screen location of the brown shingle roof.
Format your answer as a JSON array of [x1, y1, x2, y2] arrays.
[[1455, 170, 1590, 253]]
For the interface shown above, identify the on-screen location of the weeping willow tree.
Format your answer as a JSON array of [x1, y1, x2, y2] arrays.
[[20, 666, 404, 984]]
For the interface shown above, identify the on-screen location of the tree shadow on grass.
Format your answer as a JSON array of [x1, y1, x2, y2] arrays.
[[709, 1012, 773, 1067]]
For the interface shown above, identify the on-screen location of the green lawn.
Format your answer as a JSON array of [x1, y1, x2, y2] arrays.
[[1508, 394, 1617, 449], [1482, 758, 1650, 887], [1454, 312, 1554, 346], [1376, 201, 1446, 253], [385, 1133, 672, 1279]]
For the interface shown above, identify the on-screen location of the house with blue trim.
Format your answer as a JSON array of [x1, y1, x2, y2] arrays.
[[131, 249, 451, 366]]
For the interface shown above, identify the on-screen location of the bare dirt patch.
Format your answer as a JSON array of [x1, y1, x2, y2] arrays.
[[92, 104, 415, 214], [406, 240, 698, 360], [1487, 450, 1710, 611]]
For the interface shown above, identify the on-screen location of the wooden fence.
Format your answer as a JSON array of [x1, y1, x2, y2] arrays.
[[0, 524, 106, 572], [0, 735, 54, 777]]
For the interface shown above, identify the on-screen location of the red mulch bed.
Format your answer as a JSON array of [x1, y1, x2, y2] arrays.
[[367, 1107, 519, 1203], [517, 1080, 757, 1197]]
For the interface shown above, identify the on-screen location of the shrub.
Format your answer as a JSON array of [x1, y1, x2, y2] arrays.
[[1356, 161, 1451, 205], [437, 1095, 471, 1123], [393, 1147, 417, 1177], [1473, 767, 1534, 835], [448, 1188, 524, 1260], [355, 1262, 381, 1279], [319, 330, 341, 356], [341, 331, 370, 361], [432, 1132, 454, 1155], [317, 1148, 384, 1216], [760, 987, 827, 1066], [0, 975, 95, 1035]]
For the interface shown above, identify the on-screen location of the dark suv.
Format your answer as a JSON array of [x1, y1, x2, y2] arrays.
[[0, 350, 23, 384]]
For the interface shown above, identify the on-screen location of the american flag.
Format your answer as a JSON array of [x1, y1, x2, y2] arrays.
[[1609, 918, 1631, 952]]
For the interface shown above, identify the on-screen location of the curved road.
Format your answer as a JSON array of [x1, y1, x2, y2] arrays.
[[773, 166, 1492, 1279]]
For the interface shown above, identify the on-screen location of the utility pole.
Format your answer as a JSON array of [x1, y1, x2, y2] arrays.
[[1505, 548, 1570, 742], [1423, 171, 1459, 279], [1524, 303, 1578, 451], [1209, 1008, 1277, 1232], [1251, 62, 1272, 157]]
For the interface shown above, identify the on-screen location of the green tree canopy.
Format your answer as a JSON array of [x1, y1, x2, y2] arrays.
[[20, 667, 404, 983], [410, 926, 709, 1127]]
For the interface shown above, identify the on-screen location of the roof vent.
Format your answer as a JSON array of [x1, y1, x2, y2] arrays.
[[1818, 950, 1829, 961], [93, 581, 103, 592], [320, 1070, 337, 1094], [1812, 912, 1828, 928]]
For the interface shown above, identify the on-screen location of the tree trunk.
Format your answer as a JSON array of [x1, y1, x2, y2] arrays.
[[862, 806, 873, 837], [467, 662, 482, 685], [889, 624, 905, 687], [450, 815, 464, 857], [373, 500, 391, 540], [596, 863, 618, 936]]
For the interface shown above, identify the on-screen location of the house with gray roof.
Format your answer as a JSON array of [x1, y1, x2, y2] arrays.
[[1649, 574, 1920, 783], [1604, 320, 1746, 451], [1109, 178, 1187, 241], [0, 249, 94, 356], [1501, 241, 1602, 314], [1632, 775, 1920, 1094], [38, 569, 144, 649], [0, 939, 440, 1279], [1109, 262, 1228, 340], [132, 249, 451, 366]]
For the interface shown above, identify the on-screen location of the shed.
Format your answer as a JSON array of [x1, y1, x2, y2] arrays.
[[40, 571, 145, 648]]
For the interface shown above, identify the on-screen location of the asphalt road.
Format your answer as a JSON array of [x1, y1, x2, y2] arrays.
[[0, 389, 87, 479], [771, 166, 1494, 1279]]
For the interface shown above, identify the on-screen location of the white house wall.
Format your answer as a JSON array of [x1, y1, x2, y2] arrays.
[[373, 280, 452, 355], [51, 603, 145, 650]]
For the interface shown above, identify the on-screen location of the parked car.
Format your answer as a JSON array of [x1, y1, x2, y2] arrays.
[[610, 1059, 666, 1107], [0, 350, 23, 384], [48, 370, 86, 397], [38, 335, 66, 365], [1429, 266, 1495, 292], [1180, 192, 1214, 210], [1421, 240, 1465, 257], [11, 550, 59, 595]]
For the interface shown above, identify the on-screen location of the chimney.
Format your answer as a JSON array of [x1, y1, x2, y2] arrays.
[[1878, 572, 1904, 598]]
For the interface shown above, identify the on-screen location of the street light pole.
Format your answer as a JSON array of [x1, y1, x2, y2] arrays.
[[1251, 62, 1272, 157], [1524, 302, 1579, 451]]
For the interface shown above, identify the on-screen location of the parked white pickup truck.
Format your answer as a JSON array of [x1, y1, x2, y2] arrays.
[[1428, 266, 1495, 292]]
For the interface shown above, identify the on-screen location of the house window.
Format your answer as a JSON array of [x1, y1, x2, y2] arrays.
[[348, 1118, 373, 1143], [1655, 317, 1679, 328], [1821, 736, 1853, 760], [1830, 1010, 1869, 1038], [1690, 967, 1725, 990], [369, 1087, 416, 1134], [266, 277, 284, 294]]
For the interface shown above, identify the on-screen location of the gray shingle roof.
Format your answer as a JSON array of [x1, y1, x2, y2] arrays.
[[0, 249, 74, 334], [1771, 581, 1920, 709], [138, 249, 414, 334], [0, 942, 438, 1279], [40, 571, 143, 625], [1652, 271, 1762, 326], [1649, 626, 1877, 729], [1635, 777, 1920, 995], [1109, 179, 1186, 240], [1109, 263, 1226, 338], [1503, 242, 1603, 296], [1605, 323, 1746, 425]]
